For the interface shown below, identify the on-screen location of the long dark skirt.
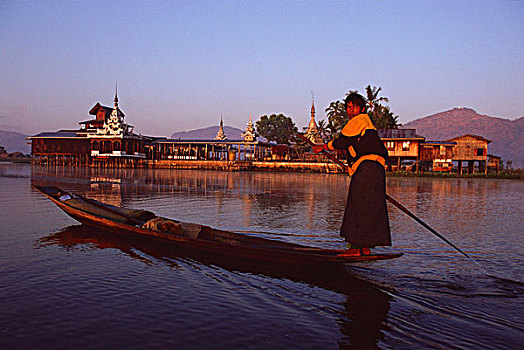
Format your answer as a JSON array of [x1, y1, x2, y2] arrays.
[[340, 160, 391, 247]]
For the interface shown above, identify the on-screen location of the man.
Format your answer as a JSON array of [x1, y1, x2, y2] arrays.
[[314, 92, 391, 256]]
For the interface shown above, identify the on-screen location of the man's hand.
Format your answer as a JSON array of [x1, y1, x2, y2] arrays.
[[313, 144, 328, 154]]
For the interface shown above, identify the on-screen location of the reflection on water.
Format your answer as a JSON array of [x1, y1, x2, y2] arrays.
[[37, 224, 392, 349], [0, 163, 522, 349]]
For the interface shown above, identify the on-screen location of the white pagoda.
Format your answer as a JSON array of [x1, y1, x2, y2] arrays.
[[241, 114, 257, 142], [214, 116, 227, 140]]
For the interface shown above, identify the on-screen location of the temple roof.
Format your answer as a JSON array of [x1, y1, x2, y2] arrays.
[[89, 103, 125, 118], [29, 131, 80, 138], [79, 119, 104, 125]]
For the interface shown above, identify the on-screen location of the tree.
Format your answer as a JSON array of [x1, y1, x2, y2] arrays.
[[316, 120, 331, 143], [367, 105, 400, 129], [321, 85, 400, 140], [255, 114, 298, 144], [363, 85, 399, 129], [365, 85, 389, 113], [324, 100, 347, 136]]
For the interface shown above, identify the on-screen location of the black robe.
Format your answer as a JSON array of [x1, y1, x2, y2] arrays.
[[327, 113, 391, 247], [340, 160, 391, 247]]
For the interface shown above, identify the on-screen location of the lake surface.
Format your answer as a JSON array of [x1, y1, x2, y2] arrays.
[[1, 163, 522, 349]]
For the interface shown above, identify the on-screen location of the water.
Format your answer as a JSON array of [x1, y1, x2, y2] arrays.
[[1, 163, 522, 349]]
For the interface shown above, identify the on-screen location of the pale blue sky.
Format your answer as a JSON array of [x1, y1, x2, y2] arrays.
[[1, 0, 522, 136]]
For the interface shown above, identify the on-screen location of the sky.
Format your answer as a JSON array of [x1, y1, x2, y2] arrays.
[[0, 0, 523, 137]]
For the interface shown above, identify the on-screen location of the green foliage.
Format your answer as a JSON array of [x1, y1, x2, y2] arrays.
[[316, 120, 331, 143], [369, 105, 401, 129], [324, 100, 347, 136], [255, 114, 298, 145], [323, 85, 401, 140], [365, 85, 400, 129], [365, 85, 389, 111]]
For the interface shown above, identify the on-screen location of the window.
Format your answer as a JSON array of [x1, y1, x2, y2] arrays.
[[386, 141, 395, 150], [103, 140, 112, 153], [402, 141, 410, 151], [476, 148, 485, 156]]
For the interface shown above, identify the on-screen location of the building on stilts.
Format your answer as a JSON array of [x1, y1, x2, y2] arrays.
[[28, 86, 146, 167]]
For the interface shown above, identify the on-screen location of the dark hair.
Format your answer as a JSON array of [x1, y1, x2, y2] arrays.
[[344, 93, 367, 112]]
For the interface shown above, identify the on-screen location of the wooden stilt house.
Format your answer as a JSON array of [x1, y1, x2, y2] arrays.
[[28, 89, 146, 167], [378, 129, 425, 171], [419, 141, 456, 172], [447, 134, 491, 174]]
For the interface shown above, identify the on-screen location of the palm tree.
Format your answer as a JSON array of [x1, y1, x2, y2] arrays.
[[369, 105, 401, 129], [317, 119, 331, 143], [365, 85, 389, 113], [326, 119, 340, 138], [325, 100, 347, 135], [384, 108, 401, 129], [325, 100, 342, 120], [324, 86, 399, 135]]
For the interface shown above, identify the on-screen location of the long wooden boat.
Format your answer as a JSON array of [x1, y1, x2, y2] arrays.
[[34, 185, 402, 266]]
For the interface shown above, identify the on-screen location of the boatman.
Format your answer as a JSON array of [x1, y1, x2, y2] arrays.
[[313, 92, 391, 256]]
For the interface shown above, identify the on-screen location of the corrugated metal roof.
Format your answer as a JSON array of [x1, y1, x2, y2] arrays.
[[423, 141, 457, 145], [29, 131, 80, 138], [377, 129, 424, 139], [447, 134, 492, 143], [158, 139, 249, 143], [154, 139, 272, 145]]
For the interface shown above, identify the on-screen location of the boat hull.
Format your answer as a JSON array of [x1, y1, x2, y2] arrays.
[[34, 185, 403, 266]]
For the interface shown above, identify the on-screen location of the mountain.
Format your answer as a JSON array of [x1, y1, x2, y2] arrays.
[[170, 126, 245, 140], [0, 130, 31, 154], [404, 108, 524, 166]]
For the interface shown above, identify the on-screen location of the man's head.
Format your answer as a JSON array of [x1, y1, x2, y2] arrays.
[[344, 93, 367, 118]]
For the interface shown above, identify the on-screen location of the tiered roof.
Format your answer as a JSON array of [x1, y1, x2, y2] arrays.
[[214, 116, 227, 140]]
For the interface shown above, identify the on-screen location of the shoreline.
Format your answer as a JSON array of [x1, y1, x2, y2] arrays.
[[386, 170, 523, 180], [3, 158, 522, 180]]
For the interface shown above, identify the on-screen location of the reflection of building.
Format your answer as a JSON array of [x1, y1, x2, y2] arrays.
[[378, 129, 425, 171], [29, 88, 146, 167], [448, 134, 491, 174]]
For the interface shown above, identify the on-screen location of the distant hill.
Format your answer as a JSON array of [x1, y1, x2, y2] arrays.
[[404, 107, 524, 166], [0, 130, 31, 154], [170, 126, 245, 140]]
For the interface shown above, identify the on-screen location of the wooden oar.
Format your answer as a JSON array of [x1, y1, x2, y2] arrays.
[[296, 132, 478, 263], [297, 133, 349, 170]]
